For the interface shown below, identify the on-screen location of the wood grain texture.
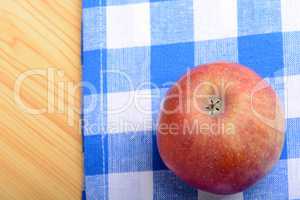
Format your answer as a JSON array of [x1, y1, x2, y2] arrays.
[[0, 1, 82, 199]]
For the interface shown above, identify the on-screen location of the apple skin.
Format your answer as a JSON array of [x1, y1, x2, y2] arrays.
[[157, 62, 285, 194]]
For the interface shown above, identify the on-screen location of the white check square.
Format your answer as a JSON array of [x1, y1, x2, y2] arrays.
[[281, 0, 300, 32], [106, 3, 151, 49], [284, 75, 300, 118], [109, 171, 153, 200], [107, 89, 152, 133], [288, 158, 300, 199], [193, 0, 237, 41]]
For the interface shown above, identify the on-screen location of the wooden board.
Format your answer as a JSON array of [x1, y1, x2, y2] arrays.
[[0, 1, 82, 199]]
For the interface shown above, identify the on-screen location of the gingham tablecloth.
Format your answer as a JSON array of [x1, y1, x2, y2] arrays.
[[81, 0, 300, 199]]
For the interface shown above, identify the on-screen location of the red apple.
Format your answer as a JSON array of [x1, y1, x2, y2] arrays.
[[157, 62, 285, 194]]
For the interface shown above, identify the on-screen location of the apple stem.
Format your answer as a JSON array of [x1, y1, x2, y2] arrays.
[[205, 96, 223, 116]]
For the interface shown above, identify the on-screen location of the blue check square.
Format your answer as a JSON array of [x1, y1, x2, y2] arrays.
[[238, 33, 284, 77], [106, 0, 148, 5], [151, 42, 195, 87], [83, 7, 106, 50], [152, 133, 168, 171], [83, 49, 107, 94], [195, 38, 238, 65], [85, 175, 108, 200], [150, 0, 194, 45], [238, 0, 281, 36], [280, 138, 288, 160], [83, 94, 107, 136], [283, 32, 300, 76], [151, 87, 169, 128], [106, 47, 151, 92], [108, 132, 153, 173], [84, 134, 108, 175], [153, 170, 198, 200], [287, 118, 300, 159], [150, 0, 170, 2], [83, 0, 104, 8]]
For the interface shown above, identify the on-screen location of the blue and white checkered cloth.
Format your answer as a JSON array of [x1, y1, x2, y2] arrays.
[[81, 0, 300, 199]]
